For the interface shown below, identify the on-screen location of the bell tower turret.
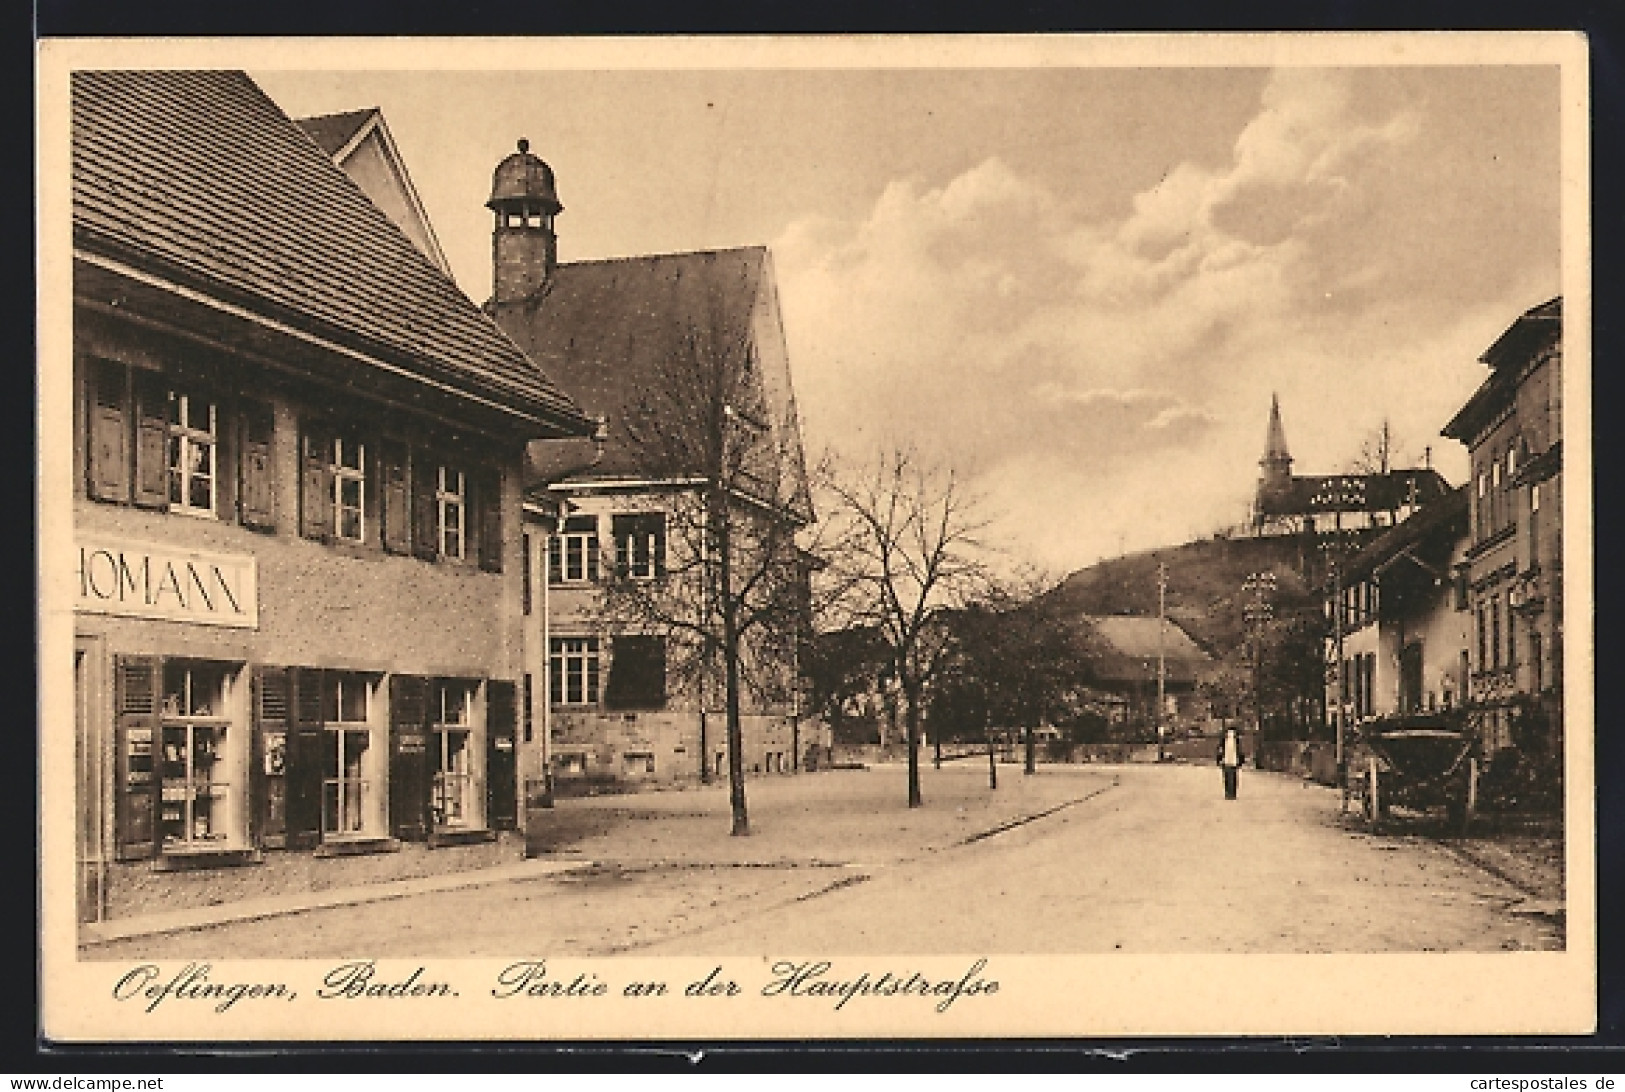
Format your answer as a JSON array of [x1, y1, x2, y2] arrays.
[[487, 137, 562, 305]]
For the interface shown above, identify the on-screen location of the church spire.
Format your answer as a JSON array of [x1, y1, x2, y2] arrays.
[[1262, 392, 1291, 470]]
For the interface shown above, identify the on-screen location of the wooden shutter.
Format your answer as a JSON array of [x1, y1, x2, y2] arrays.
[[238, 401, 276, 531], [284, 667, 325, 848], [388, 674, 431, 840], [251, 667, 290, 848], [380, 439, 412, 554], [477, 467, 504, 572], [86, 359, 130, 502], [131, 368, 170, 510], [299, 421, 333, 541], [486, 680, 518, 830], [113, 656, 161, 860], [412, 453, 440, 561], [214, 399, 238, 523]]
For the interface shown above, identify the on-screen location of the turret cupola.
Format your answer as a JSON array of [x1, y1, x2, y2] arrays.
[[488, 138, 562, 304]]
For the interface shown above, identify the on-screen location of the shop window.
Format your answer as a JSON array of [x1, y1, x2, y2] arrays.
[[166, 390, 217, 516], [612, 513, 666, 580], [437, 464, 466, 560], [432, 681, 481, 829], [549, 515, 599, 584], [157, 661, 238, 850], [604, 636, 667, 710], [321, 674, 375, 837], [550, 636, 601, 705]]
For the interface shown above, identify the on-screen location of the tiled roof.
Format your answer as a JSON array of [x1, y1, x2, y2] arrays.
[[1081, 615, 1210, 684], [1259, 467, 1451, 517], [71, 70, 587, 432], [498, 247, 809, 507], [295, 106, 377, 156]]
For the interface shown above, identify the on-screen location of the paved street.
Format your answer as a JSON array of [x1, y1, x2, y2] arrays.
[[83, 764, 1561, 960]]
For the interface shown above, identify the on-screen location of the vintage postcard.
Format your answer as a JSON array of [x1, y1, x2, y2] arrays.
[[37, 33, 1594, 1042]]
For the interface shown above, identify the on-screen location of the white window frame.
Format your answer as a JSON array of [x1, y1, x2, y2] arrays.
[[167, 391, 218, 517], [432, 681, 480, 829], [615, 513, 665, 581], [157, 662, 238, 850], [437, 465, 466, 560], [550, 636, 601, 706], [322, 673, 377, 838], [332, 436, 366, 543], [554, 517, 598, 584]]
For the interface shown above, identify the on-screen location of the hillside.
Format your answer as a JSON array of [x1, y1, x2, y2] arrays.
[[1046, 534, 1322, 661]]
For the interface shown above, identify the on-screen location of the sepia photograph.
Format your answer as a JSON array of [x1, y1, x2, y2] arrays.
[[37, 34, 1593, 1040]]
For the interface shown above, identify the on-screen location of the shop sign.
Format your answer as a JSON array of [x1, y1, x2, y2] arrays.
[[76, 538, 258, 629]]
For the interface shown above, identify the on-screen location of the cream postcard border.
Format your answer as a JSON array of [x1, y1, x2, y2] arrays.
[[36, 32, 1596, 1041]]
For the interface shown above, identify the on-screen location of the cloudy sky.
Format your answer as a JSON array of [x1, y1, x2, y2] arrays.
[[255, 63, 1561, 575]]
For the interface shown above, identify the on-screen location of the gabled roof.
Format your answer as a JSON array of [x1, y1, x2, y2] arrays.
[[1258, 467, 1451, 517], [72, 70, 587, 435], [1081, 615, 1211, 685], [296, 106, 453, 275], [495, 247, 811, 515], [295, 106, 377, 156], [1342, 485, 1469, 585]]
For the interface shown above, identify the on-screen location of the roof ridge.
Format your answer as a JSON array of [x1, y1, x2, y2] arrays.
[[558, 244, 768, 269]]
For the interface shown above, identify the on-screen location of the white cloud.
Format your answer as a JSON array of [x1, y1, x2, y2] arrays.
[[774, 68, 1546, 573]]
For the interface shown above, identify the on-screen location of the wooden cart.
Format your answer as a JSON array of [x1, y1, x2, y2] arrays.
[[1347, 716, 1479, 836]]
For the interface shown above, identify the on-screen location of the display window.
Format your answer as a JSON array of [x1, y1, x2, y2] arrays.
[[115, 656, 248, 859], [321, 673, 380, 837], [431, 680, 481, 829]]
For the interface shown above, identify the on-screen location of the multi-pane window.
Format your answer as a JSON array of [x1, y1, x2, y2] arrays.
[[550, 637, 601, 705], [332, 436, 366, 542], [432, 682, 477, 828], [321, 673, 373, 837], [1490, 598, 1502, 669], [166, 391, 217, 515], [158, 662, 232, 848], [613, 513, 666, 580], [437, 465, 466, 560], [549, 515, 599, 584]]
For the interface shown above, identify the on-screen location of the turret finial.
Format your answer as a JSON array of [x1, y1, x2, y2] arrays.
[[517, 137, 530, 154]]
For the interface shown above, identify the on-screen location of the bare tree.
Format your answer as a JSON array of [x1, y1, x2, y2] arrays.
[[823, 448, 991, 808], [596, 283, 816, 837], [1349, 417, 1405, 476]]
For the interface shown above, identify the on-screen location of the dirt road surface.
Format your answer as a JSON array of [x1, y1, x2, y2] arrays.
[[84, 764, 1560, 960]]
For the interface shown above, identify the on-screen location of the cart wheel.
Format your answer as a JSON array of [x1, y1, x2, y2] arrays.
[[1363, 757, 1382, 833]]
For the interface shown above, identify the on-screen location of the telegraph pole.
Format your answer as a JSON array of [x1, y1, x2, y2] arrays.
[[1243, 570, 1276, 748], [1332, 507, 1347, 810], [1156, 562, 1167, 762]]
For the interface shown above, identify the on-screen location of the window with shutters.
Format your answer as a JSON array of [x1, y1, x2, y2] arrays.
[[549, 515, 599, 584], [437, 464, 466, 560], [612, 513, 666, 580], [332, 435, 367, 543], [550, 636, 601, 705], [157, 660, 244, 850], [431, 681, 482, 829], [321, 673, 380, 837], [166, 390, 218, 517]]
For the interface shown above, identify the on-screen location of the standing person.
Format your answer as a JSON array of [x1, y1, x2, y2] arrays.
[[1216, 723, 1245, 800]]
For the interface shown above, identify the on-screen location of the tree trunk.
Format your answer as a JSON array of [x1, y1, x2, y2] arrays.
[[715, 484, 748, 836], [1024, 722, 1035, 775], [988, 736, 997, 790], [904, 683, 922, 808], [933, 730, 941, 770]]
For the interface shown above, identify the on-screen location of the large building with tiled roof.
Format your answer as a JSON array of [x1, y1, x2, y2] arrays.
[[482, 139, 818, 790], [69, 71, 593, 926]]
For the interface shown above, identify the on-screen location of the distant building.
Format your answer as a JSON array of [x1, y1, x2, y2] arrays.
[[479, 140, 816, 791], [1441, 297, 1563, 762], [1253, 393, 1449, 541], [1078, 614, 1212, 728], [1324, 486, 1472, 728]]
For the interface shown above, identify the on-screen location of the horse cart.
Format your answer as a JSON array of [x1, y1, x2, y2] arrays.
[[1346, 715, 1480, 835]]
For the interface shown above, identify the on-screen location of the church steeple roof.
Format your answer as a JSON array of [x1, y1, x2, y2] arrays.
[[1262, 392, 1291, 468]]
